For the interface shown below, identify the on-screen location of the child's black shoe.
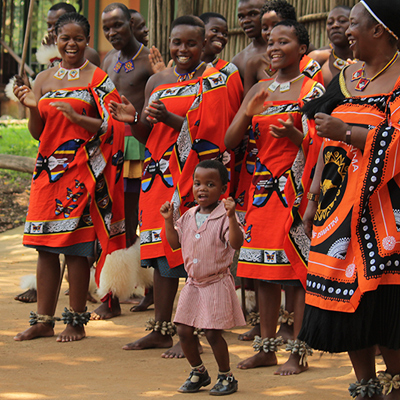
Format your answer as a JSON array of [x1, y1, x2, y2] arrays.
[[209, 373, 238, 396], [177, 369, 211, 393]]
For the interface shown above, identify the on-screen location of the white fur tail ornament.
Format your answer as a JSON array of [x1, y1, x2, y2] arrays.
[[20, 274, 37, 291], [36, 44, 61, 65], [97, 241, 153, 301], [236, 288, 256, 314], [5, 76, 34, 102]]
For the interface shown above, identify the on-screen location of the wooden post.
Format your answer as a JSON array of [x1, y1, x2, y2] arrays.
[[19, 0, 34, 76]]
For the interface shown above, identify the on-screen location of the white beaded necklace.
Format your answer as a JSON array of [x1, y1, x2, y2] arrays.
[[268, 73, 304, 93], [54, 59, 89, 81]]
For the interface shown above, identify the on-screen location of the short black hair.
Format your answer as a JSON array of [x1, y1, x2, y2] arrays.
[[170, 15, 205, 39], [199, 12, 227, 26], [272, 19, 309, 49], [49, 2, 76, 13], [331, 5, 351, 13], [261, 0, 297, 21], [194, 160, 229, 186], [103, 2, 131, 21], [55, 12, 90, 37], [129, 9, 139, 15]]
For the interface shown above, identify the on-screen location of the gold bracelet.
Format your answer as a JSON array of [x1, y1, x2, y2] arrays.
[[307, 192, 320, 202]]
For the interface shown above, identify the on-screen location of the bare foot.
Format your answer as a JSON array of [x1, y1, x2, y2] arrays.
[[276, 322, 294, 343], [14, 289, 37, 303], [86, 292, 98, 304], [90, 297, 121, 320], [161, 339, 203, 359], [14, 323, 54, 341], [237, 350, 277, 369], [130, 290, 154, 312], [274, 353, 309, 375], [122, 330, 173, 350], [56, 324, 86, 342], [120, 296, 141, 305], [238, 324, 260, 341]]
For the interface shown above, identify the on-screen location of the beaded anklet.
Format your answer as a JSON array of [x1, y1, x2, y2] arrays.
[[278, 307, 294, 326], [29, 311, 60, 328], [252, 335, 283, 353], [145, 318, 176, 336], [61, 307, 91, 327], [378, 371, 400, 395], [248, 311, 260, 326], [348, 378, 382, 398], [285, 339, 313, 366]]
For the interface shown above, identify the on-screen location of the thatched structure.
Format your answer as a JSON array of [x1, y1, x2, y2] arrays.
[[148, 0, 358, 63]]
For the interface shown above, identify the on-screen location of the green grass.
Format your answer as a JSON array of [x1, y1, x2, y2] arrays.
[[0, 122, 37, 186], [0, 123, 38, 157]]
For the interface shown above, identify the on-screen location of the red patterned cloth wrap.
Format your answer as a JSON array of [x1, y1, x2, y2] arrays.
[[213, 58, 244, 196], [23, 68, 126, 283], [237, 77, 325, 287], [234, 55, 324, 222], [139, 67, 231, 267]]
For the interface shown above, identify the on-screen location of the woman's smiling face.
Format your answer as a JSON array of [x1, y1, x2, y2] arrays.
[[170, 24, 205, 73], [57, 22, 88, 67]]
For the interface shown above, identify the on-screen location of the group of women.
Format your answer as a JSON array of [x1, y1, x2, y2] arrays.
[[12, 0, 400, 398]]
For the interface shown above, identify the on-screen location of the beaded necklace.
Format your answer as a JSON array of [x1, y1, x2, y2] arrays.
[[174, 62, 205, 82], [330, 44, 348, 71], [264, 63, 277, 77], [54, 59, 89, 81], [268, 73, 304, 93], [114, 43, 144, 73], [211, 57, 219, 67], [351, 51, 398, 92]]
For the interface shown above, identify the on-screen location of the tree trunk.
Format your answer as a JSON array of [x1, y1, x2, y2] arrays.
[[0, 154, 34, 173]]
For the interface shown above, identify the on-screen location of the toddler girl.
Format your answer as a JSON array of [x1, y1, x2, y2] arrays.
[[160, 159, 245, 395]]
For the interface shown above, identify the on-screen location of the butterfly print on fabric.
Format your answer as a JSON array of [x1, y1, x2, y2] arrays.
[[191, 139, 222, 162], [141, 145, 174, 192], [245, 224, 253, 243], [55, 199, 77, 218], [246, 127, 258, 175], [66, 188, 83, 202], [181, 193, 197, 208], [252, 159, 289, 208], [75, 179, 85, 189], [236, 191, 245, 207], [34, 139, 85, 182], [112, 150, 124, 183]]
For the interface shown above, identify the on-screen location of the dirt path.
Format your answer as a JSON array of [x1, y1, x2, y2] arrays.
[[0, 226, 385, 399]]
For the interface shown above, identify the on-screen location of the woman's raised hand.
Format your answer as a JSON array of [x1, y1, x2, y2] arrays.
[[13, 84, 37, 108], [109, 95, 137, 124], [270, 114, 295, 138], [145, 100, 169, 124], [149, 46, 172, 74], [245, 88, 271, 118]]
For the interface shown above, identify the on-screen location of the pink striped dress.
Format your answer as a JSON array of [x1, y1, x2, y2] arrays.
[[173, 201, 246, 330]]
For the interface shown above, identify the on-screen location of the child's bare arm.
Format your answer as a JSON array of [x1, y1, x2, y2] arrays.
[[160, 201, 181, 250], [223, 197, 244, 250]]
